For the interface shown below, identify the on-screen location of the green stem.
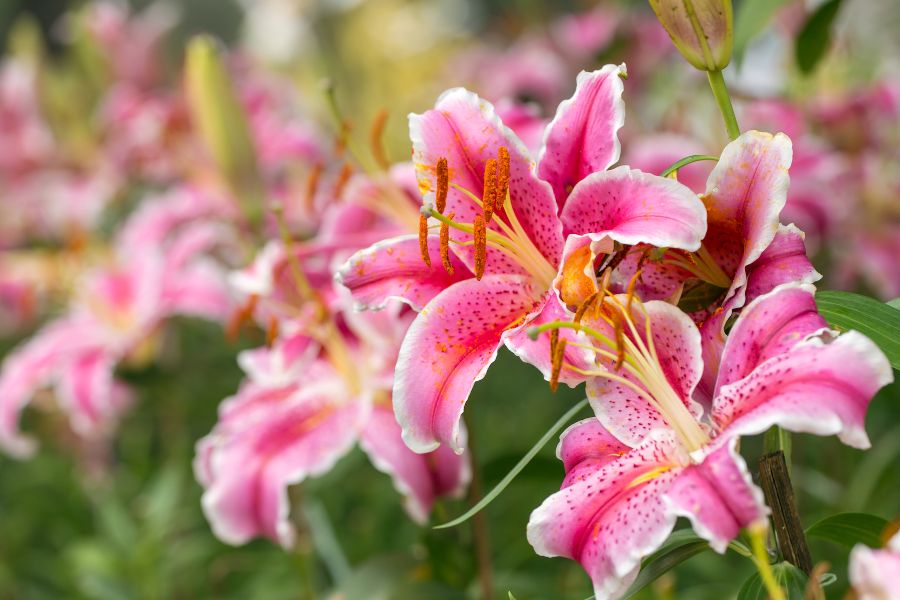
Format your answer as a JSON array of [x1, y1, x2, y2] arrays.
[[764, 426, 792, 469], [707, 70, 741, 140], [749, 525, 786, 600]]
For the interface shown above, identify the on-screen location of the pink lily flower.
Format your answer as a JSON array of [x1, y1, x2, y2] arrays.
[[195, 303, 471, 547], [0, 188, 236, 456], [610, 131, 821, 403], [849, 531, 900, 600], [527, 283, 892, 599], [339, 64, 707, 454]]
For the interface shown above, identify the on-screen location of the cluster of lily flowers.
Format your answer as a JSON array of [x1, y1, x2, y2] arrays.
[[1, 1, 899, 599]]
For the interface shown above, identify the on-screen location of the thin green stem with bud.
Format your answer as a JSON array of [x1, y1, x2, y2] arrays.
[[707, 69, 741, 140]]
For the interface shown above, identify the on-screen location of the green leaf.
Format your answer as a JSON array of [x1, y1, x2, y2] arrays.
[[888, 298, 900, 310], [806, 512, 888, 549], [734, 0, 793, 61], [623, 530, 710, 598], [795, 0, 844, 74], [815, 290, 900, 369], [677, 279, 727, 313], [434, 399, 589, 529], [737, 562, 808, 600]]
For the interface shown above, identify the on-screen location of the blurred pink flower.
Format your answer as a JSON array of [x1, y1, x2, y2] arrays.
[[850, 531, 900, 600]]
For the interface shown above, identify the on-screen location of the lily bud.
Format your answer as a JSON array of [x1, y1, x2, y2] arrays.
[[648, 0, 733, 71], [185, 36, 264, 227]]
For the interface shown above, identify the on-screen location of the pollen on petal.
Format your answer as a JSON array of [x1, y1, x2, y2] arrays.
[[440, 212, 454, 275], [474, 214, 487, 280], [419, 214, 431, 267], [436, 157, 449, 214]]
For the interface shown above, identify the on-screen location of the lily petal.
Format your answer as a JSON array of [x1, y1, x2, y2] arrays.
[[713, 330, 893, 449], [410, 87, 563, 269], [585, 299, 705, 447], [537, 65, 626, 210], [744, 224, 821, 302], [664, 438, 768, 553], [336, 234, 471, 311], [527, 427, 681, 600], [198, 379, 366, 547], [359, 402, 471, 524], [560, 166, 707, 251], [393, 274, 540, 453], [715, 283, 827, 393]]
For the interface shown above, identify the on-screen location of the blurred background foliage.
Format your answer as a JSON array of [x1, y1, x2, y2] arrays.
[[1, 0, 899, 599]]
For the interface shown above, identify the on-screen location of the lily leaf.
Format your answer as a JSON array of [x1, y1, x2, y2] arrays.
[[795, 0, 844, 74], [815, 290, 900, 370], [806, 512, 888, 549], [734, 0, 793, 62], [623, 530, 710, 599], [737, 562, 808, 600], [677, 279, 727, 314], [434, 399, 589, 529]]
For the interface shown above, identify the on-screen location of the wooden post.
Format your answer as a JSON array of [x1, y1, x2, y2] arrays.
[[758, 450, 813, 574]]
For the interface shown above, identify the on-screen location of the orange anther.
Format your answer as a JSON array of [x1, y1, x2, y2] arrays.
[[436, 157, 449, 213], [496, 146, 510, 211], [474, 214, 487, 280], [333, 162, 354, 199], [370, 108, 390, 170], [550, 338, 567, 392], [440, 212, 455, 275], [419, 214, 431, 267], [482, 158, 498, 221]]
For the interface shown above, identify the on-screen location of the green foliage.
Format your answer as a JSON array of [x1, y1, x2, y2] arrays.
[[623, 530, 711, 598], [806, 513, 889, 549], [815, 290, 900, 370], [733, 0, 793, 61], [737, 562, 808, 600], [435, 399, 588, 530], [795, 0, 844, 74]]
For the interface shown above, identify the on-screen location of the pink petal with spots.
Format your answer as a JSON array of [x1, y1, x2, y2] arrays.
[[336, 235, 472, 311], [359, 402, 470, 524], [744, 224, 821, 302], [702, 131, 792, 309], [556, 418, 631, 486], [715, 283, 827, 393], [664, 438, 768, 553], [527, 428, 682, 600], [585, 299, 705, 447], [505, 293, 594, 387], [198, 379, 366, 547], [537, 65, 626, 210], [393, 274, 541, 453], [410, 87, 563, 269], [0, 317, 107, 456], [560, 166, 707, 251], [713, 330, 893, 449]]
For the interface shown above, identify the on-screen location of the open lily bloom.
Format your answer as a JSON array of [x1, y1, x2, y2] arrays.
[[338, 64, 707, 454], [196, 301, 471, 548], [849, 531, 900, 600], [526, 283, 892, 599], [610, 131, 821, 403], [0, 188, 236, 457]]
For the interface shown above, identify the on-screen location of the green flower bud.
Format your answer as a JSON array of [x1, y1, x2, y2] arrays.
[[186, 36, 264, 227], [649, 0, 733, 71]]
